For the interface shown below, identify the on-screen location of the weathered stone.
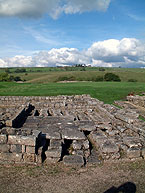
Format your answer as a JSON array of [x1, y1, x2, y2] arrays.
[[8, 135, 36, 146], [83, 140, 90, 150], [0, 152, 22, 162], [45, 131, 61, 140], [141, 148, 145, 159], [63, 155, 84, 166], [75, 150, 84, 156], [0, 134, 7, 144], [127, 148, 141, 159], [78, 121, 96, 131], [115, 114, 134, 124], [23, 153, 36, 163], [45, 147, 62, 158], [10, 144, 22, 153], [0, 144, 10, 152], [100, 140, 119, 153], [87, 150, 102, 164], [72, 140, 82, 150], [50, 139, 62, 148], [62, 129, 86, 140], [32, 130, 41, 137], [26, 146, 35, 154], [2, 127, 16, 135], [123, 137, 142, 148]]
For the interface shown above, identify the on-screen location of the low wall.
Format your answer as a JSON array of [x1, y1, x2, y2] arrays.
[[127, 95, 145, 108]]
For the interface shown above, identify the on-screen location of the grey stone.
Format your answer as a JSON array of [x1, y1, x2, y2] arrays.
[[141, 148, 145, 159], [127, 148, 141, 159], [0, 134, 7, 144], [45, 131, 61, 140], [72, 140, 82, 150], [78, 121, 96, 131], [63, 155, 84, 166], [0, 144, 10, 153], [0, 152, 22, 162], [8, 135, 36, 146], [50, 139, 62, 148], [10, 144, 22, 153], [83, 140, 90, 150], [123, 137, 142, 148], [62, 129, 86, 140], [26, 146, 35, 154], [45, 147, 62, 158], [100, 140, 119, 153]]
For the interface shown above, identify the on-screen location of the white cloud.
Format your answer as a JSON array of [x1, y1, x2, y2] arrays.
[[0, 38, 145, 68], [0, 0, 111, 19]]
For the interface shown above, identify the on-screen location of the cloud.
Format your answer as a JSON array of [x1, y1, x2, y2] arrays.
[[0, 0, 111, 19], [128, 13, 145, 22], [0, 38, 145, 68]]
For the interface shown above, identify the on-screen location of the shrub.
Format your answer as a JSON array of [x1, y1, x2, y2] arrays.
[[95, 76, 104, 82], [14, 76, 22, 82], [104, 73, 121, 82], [98, 67, 105, 71], [128, 79, 137, 82], [15, 68, 26, 73]]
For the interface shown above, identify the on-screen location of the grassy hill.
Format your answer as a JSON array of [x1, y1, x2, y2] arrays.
[[0, 67, 145, 103]]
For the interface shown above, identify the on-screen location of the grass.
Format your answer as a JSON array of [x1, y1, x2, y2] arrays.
[[0, 81, 145, 103]]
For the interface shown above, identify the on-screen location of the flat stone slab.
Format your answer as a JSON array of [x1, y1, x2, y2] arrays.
[[63, 155, 84, 166], [87, 150, 102, 164], [100, 140, 119, 153], [78, 121, 96, 131], [62, 129, 86, 140]]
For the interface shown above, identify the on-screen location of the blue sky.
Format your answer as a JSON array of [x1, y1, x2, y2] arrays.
[[0, 0, 145, 67]]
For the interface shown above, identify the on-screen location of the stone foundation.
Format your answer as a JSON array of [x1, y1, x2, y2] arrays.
[[0, 95, 145, 166]]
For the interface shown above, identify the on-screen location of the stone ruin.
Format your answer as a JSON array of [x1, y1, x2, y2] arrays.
[[0, 95, 145, 167]]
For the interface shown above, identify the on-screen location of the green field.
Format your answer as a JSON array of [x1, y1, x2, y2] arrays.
[[0, 81, 145, 104], [0, 67, 145, 103], [1, 66, 145, 83]]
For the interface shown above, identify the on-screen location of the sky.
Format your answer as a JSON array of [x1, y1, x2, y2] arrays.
[[0, 0, 145, 68]]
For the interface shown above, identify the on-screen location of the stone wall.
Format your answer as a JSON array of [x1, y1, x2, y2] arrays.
[[127, 95, 145, 108], [0, 95, 145, 166]]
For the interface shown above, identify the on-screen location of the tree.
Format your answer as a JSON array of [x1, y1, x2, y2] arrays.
[[104, 73, 121, 82]]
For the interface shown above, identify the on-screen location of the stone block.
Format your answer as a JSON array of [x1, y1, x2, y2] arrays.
[[63, 155, 84, 167], [0, 134, 7, 144], [100, 140, 119, 153], [141, 148, 145, 159], [62, 129, 86, 140], [72, 140, 82, 150], [123, 137, 142, 148], [45, 131, 61, 140], [0, 152, 22, 162], [50, 139, 62, 148], [127, 148, 141, 159], [83, 140, 90, 150], [45, 147, 62, 158], [26, 146, 35, 154], [10, 144, 22, 153], [78, 121, 96, 131], [0, 144, 10, 153], [8, 135, 36, 146], [23, 153, 36, 163]]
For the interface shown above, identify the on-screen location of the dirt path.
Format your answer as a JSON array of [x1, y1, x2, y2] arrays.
[[0, 159, 145, 193]]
